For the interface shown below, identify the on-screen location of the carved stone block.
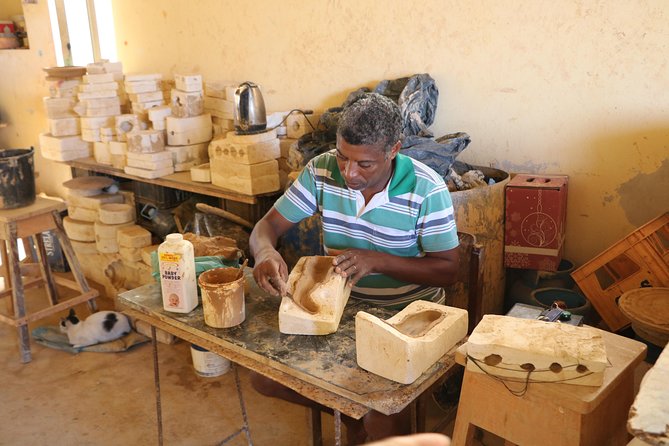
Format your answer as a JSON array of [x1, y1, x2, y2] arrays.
[[466, 315, 608, 386], [278, 256, 350, 335], [355, 301, 468, 384]]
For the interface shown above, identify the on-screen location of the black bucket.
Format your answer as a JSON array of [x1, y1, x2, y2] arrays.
[[0, 147, 36, 209]]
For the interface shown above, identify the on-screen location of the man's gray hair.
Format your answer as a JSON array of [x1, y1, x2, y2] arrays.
[[337, 92, 401, 154]]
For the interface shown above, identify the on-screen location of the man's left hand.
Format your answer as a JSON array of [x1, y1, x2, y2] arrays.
[[331, 248, 382, 286]]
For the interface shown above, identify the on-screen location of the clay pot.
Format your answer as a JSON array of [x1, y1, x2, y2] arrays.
[[506, 259, 576, 310], [530, 287, 594, 323]]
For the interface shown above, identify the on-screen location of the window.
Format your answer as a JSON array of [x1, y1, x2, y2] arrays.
[[48, 0, 116, 66]]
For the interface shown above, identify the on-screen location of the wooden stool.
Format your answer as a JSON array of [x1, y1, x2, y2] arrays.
[[452, 329, 646, 446], [0, 197, 98, 363]]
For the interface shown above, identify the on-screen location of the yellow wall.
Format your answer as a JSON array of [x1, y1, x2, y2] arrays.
[[0, 1, 73, 197], [1, 1, 667, 266], [0, 0, 24, 18]]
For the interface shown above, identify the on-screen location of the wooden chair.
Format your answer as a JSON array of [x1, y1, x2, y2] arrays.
[[0, 197, 98, 363]]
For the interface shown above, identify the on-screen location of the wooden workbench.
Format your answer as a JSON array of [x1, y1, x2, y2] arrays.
[[117, 270, 463, 420]]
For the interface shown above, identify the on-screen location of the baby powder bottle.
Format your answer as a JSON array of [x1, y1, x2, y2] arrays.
[[158, 233, 198, 313]]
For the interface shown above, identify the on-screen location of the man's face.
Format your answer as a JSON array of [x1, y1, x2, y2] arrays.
[[335, 135, 399, 193]]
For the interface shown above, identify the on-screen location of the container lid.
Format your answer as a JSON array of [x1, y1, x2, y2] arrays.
[[165, 233, 183, 242], [619, 287, 669, 334], [508, 174, 568, 189], [63, 176, 115, 193]]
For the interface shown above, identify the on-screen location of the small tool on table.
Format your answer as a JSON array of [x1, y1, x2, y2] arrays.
[[538, 300, 572, 322]]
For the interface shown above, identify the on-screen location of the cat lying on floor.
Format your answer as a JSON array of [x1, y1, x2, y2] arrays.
[[59, 309, 131, 348]]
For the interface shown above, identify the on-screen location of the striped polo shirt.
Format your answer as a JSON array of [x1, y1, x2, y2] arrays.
[[274, 150, 458, 308]]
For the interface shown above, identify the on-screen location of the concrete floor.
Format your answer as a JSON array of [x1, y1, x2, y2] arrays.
[[0, 278, 464, 446], [0, 275, 654, 446]]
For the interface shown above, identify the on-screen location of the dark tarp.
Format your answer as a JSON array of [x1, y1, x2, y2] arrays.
[[292, 74, 470, 177]]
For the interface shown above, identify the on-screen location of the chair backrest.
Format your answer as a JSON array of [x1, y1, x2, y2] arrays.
[[443, 231, 484, 334]]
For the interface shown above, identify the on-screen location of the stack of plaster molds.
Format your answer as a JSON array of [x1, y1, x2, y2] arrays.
[[40, 71, 90, 162], [77, 72, 121, 143], [198, 80, 251, 185], [85, 60, 126, 108], [209, 128, 280, 195], [355, 301, 468, 384], [61, 176, 127, 256], [277, 136, 299, 189], [465, 315, 608, 386], [116, 224, 152, 263], [165, 74, 210, 172], [203, 80, 238, 136], [278, 256, 351, 335], [78, 62, 124, 165], [123, 129, 174, 179], [124, 73, 165, 122]]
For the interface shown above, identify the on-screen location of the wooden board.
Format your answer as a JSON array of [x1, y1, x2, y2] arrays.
[[117, 269, 464, 417], [63, 157, 281, 204]]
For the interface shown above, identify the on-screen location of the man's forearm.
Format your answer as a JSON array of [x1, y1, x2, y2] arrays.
[[372, 253, 458, 288], [249, 219, 279, 261]]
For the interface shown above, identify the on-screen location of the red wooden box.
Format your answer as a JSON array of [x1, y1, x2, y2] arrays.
[[504, 174, 568, 271]]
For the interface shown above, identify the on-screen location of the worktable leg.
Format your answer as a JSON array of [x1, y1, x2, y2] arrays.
[[233, 363, 254, 445], [334, 410, 342, 446], [411, 399, 421, 433], [151, 326, 164, 446], [311, 408, 323, 446]]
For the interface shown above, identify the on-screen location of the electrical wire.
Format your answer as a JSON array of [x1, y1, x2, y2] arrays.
[[466, 354, 598, 397], [267, 109, 317, 132]]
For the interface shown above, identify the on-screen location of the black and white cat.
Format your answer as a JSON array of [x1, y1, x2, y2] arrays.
[[59, 309, 131, 348]]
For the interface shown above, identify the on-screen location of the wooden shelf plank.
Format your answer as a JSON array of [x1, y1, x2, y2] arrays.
[[63, 157, 280, 205]]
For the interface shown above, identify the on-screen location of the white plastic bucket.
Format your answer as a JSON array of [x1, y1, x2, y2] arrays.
[[190, 344, 231, 377]]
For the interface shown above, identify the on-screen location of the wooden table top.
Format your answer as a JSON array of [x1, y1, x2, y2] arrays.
[[0, 197, 65, 223], [118, 270, 463, 418]]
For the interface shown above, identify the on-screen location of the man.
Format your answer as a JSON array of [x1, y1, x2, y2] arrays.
[[249, 92, 459, 443]]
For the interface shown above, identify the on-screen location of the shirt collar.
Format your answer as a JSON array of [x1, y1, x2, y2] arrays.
[[330, 152, 416, 197]]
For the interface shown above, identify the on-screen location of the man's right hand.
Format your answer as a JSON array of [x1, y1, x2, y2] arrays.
[[252, 248, 289, 296]]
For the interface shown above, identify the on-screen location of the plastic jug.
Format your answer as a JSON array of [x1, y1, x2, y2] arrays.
[[158, 233, 198, 313]]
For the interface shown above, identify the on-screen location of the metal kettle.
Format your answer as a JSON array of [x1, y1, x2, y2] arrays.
[[234, 81, 267, 134]]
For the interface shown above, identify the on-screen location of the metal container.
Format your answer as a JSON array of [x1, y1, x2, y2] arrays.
[[234, 81, 267, 134], [0, 147, 36, 209]]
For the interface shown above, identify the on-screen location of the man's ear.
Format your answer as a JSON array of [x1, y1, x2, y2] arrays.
[[388, 140, 401, 160]]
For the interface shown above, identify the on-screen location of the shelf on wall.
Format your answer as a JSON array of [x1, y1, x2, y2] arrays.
[[63, 157, 279, 205]]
